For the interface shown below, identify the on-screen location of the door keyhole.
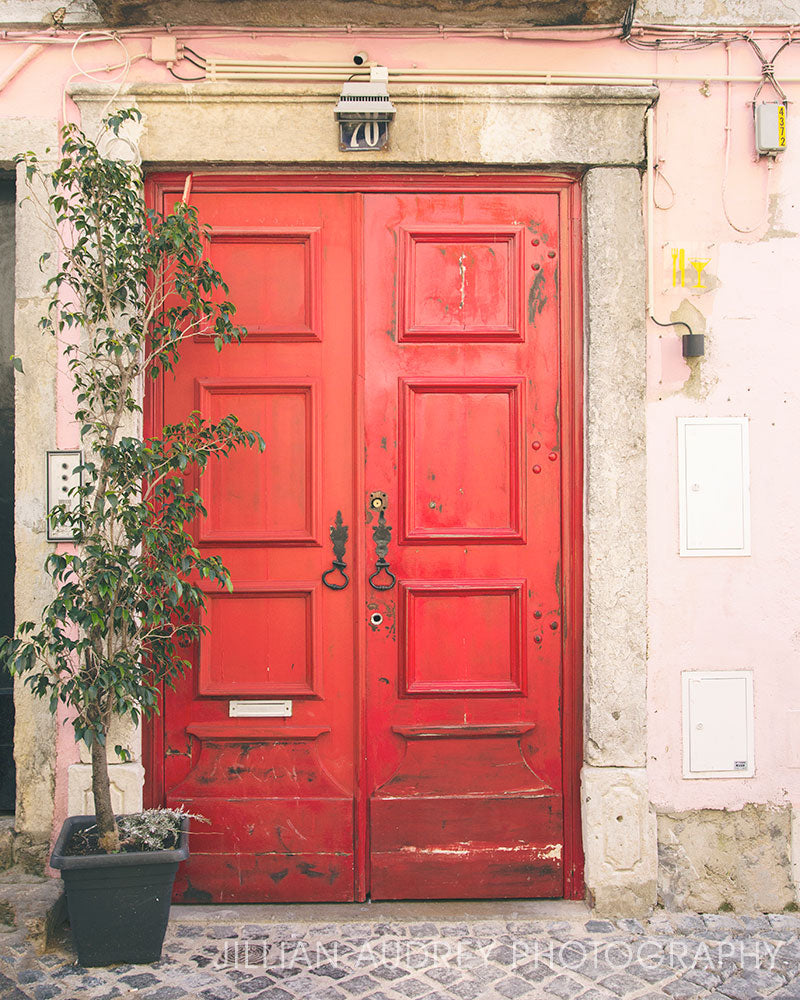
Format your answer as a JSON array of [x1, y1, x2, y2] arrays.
[[369, 490, 387, 512]]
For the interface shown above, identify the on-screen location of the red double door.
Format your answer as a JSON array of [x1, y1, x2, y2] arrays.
[[146, 176, 582, 903]]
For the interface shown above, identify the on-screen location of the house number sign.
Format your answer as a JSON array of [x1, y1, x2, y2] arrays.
[[339, 120, 389, 151]]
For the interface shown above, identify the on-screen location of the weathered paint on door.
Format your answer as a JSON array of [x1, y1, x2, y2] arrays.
[[150, 187, 359, 903], [364, 193, 565, 898], [144, 176, 583, 903]]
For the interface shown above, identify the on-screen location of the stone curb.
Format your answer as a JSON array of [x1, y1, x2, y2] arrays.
[[0, 867, 66, 954]]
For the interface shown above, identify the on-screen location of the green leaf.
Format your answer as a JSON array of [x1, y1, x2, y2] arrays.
[[11, 356, 23, 374]]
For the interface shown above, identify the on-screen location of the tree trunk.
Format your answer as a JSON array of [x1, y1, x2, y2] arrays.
[[91, 736, 120, 853]]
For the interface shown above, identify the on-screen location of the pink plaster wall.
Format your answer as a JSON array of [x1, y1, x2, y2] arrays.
[[1, 26, 798, 834], [646, 60, 800, 812]]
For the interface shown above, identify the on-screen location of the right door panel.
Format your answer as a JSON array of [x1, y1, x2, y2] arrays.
[[363, 191, 565, 899]]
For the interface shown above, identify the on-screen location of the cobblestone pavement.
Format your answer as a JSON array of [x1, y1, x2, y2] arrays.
[[2, 903, 800, 1000]]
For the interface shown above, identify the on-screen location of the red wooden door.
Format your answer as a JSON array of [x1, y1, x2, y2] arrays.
[[363, 193, 565, 898], [149, 183, 359, 902], [146, 176, 581, 904]]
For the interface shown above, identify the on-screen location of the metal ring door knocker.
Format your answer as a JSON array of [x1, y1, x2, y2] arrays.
[[322, 510, 349, 590], [368, 491, 396, 591]]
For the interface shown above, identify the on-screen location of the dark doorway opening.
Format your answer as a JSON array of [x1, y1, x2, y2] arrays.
[[0, 176, 15, 813]]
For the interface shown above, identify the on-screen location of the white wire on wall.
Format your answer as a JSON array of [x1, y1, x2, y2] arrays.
[[60, 30, 145, 139], [720, 42, 774, 234]]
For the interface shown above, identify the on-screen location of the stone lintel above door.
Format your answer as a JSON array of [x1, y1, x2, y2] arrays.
[[70, 82, 656, 169]]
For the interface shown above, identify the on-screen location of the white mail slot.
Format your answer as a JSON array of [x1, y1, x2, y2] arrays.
[[228, 700, 292, 718]]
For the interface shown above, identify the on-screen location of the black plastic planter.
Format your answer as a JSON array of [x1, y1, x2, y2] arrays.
[[50, 814, 189, 967]]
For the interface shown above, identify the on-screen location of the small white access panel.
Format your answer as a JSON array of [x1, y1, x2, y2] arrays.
[[678, 417, 750, 557], [682, 670, 754, 778]]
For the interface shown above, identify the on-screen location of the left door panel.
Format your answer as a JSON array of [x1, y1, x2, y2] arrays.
[[148, 180, 357, 902]]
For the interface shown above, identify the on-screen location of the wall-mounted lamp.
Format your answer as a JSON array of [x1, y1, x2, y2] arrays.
[[651, 317, 705, 359], [335, 65, 395, 151], [681, 331, 705, 359]]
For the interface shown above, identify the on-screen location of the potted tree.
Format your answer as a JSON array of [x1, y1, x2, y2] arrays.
[[0, 109, 262, 966]]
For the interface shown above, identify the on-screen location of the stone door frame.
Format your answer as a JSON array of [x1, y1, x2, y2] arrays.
[[9, 82, 657, 913]]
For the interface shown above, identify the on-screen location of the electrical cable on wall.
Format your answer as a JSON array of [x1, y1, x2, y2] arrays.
[[620, 1, 636, 41], [61, 30, 144, 129], [168, 44, 206, 81], [720, 37, 792, 233], [653, 161, 676, 210], [746, 34, 792, 102]]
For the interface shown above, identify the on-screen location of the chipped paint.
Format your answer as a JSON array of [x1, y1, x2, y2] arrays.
[[458, 252, 467, 310], [527, 270, 547, 324], [398, 843, 562, 859]]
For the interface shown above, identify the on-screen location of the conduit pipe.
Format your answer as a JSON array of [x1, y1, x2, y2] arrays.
[[206, 58, 800, 86], [0, 43, 44, 92], [646, 105, 656, 319], [207, 67, 652, 85], [205, 62, 800, 86], [1, 23, 796, 39]]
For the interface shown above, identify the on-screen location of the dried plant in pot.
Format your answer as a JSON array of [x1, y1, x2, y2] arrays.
[[0, 110, 262, 966]]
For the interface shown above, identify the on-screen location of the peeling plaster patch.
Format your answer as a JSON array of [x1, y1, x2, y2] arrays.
[[774, 178, 800, 233], [690, 270, 720, 295], [658, 805, 795, 913], [766, 192, 800, 241], [670, 300, 717, 401]]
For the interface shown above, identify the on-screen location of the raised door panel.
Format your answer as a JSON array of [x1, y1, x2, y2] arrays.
[[197, 583, 320, 698], [398, 227, 525, 341], [400, 378, 525, 542], [400, 581, 526, 696], [206, 228, 321, 340], [196, 378, 319, 544]]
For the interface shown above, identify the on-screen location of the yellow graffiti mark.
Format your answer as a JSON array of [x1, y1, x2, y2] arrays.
[[671, 248, 711, 289], [688, 258, 710, 289], [672, 248, 685, 287]]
